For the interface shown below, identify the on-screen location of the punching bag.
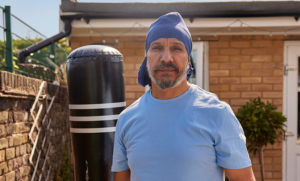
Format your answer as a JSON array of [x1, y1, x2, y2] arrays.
[[66, 45, 125, 181]]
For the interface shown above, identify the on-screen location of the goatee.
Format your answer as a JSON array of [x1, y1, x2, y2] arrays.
[[147, 60, 189, 90]]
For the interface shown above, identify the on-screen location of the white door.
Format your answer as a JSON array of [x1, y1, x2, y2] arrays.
[[188, 42, 209, 91], [283, 41, 300, 181]]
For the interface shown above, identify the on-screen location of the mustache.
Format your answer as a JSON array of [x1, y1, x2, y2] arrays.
[[153, 62, 179, 73]]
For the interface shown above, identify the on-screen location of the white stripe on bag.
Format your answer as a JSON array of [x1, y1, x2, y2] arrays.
[[70, 127, 116, 133], [69, 115, 119, 121], [69, 102, 126, 109]]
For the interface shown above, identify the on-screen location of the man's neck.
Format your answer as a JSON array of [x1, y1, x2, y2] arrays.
[[151, 80, 192, 100]]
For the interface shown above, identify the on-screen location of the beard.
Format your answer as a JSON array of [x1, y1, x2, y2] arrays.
[[147, 59, 189, 90]]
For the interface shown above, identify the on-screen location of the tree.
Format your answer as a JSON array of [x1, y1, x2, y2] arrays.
[[236, 97, 286, 181]]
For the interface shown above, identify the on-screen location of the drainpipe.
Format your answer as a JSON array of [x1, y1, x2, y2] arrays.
[[18, 20, 72, 63]]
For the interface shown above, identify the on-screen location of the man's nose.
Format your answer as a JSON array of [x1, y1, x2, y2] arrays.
[[160, 48, 173, 63]]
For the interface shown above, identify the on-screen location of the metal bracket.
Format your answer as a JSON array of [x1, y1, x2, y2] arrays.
[[284, 65, 297, 75]]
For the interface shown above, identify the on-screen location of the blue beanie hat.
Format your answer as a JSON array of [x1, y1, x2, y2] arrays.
[[138, 12, 194, 87]]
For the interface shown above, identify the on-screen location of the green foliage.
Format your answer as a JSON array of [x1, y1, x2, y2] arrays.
[[236, 97, 287, 155], [0, 37, 70, 79], [60, 145, 71, 181]]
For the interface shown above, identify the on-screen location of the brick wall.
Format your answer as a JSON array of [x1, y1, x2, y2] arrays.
[[207, 35, 299, 181], [0, 71, 72, 181], [71, 35, 300, 181]]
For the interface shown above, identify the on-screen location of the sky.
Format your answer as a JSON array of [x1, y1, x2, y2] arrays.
[[1, 0, 298, 38]]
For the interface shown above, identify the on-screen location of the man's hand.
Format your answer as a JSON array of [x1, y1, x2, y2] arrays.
[[224, 166, 256, 181], [113, 169, 130, 181]]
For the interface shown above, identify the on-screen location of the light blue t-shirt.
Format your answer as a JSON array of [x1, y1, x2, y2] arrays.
[[111, 85, 251, 181]]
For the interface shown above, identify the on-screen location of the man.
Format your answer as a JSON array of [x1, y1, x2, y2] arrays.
[[111, 12, 255, 181]]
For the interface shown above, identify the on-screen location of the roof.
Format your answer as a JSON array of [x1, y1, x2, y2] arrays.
[[60, 0, 300, 20]]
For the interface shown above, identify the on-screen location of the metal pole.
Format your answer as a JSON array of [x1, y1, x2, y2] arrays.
[[4, 6, 13, 72], [50, 44, 56, 64]]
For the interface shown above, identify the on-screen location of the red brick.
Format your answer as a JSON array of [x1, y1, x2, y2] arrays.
[[241, 63, 262, 69], [209, 70, 229, 77], [125, 78, 135, 85], [241, 49, 263, 55], [273, 172, 282, 179], [209, 49, 219, 55], [264, 150, 282, 157], [263, 35, 285, 40], [124, 63, 135, 70], [220, 92, 240, 98], [230, 41, 250, 48], [231, 85, 251, 91], [230, 55, 251, 62], [252, 70, 273, 76], [251, 40, 273, 47], [125, 92, 136, 99], [273, 55, 283, 62], [252, 85, 272, 91], [273, 84, 282, 91], [265, 172, 273, 179], [209, 41, 229, 48], [251, 55, 272, 62], [126, 99, 136, 107], [133, 36, 146, 41], [231, 106, 240, 113], [118, 49, 136, 56], [210, 56, 229, 62], [125, 42, 145, 48], [210, 85, 229, 91], [219, 63, 240, 69], [230, 99, 250, 106], [273, 157, 282, 164], [219, 49, 240, 55], [273, 99, 282, 105], [263, 48, 283, 55], [273, 70, 283, 76], [125, 85, 145, 92], [241, 92, 261, 98], [71, 42, 80, 50], [263, 62, 283, 69], [241, 77, 262, 83], [219, 78, 240, 84], [263, 77, 283, 84], [273, 142, 282, 149], [263, 92, 282, 98], [124, 56, 144, 63], [209, 63, 219, 69], [230, 70, 251, 77], [135, 64, 141, 70], [136, 93, 145, 98], [209, 77, 218, 84], [124, 70, 138, 78], [261, 99, 273, 104], [273, 41, 283, 48], [135, 49, 146, 56]]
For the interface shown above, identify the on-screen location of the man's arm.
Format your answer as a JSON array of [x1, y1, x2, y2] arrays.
[[113, 169, 130, 181], [224, 166, 256, 181]]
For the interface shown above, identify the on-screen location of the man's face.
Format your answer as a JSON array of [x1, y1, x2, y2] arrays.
[[146, 38, 189, 89]]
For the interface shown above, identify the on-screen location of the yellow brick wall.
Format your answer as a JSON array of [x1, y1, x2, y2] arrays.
[[70, 35, 300, 181], [206, 35, 300, 181]]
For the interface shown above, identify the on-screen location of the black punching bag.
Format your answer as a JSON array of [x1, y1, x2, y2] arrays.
[[66, 45, 125, 181]]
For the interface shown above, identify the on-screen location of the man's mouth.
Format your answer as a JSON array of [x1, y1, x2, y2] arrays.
[[157, 67, 176, 73]]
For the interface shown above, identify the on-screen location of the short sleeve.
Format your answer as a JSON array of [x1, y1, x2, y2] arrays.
[[214, 103, 252, 169], [111, 121, 129, 172]]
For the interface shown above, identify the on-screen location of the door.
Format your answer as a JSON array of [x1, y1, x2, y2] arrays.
[[284, 41, 300, 181]]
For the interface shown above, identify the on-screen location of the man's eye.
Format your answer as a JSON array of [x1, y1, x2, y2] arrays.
[[172, 47, 182, 51], [152, 47, 162, 50]]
